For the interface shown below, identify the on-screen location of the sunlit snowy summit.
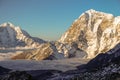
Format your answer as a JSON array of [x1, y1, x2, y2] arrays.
[[0, 22, 45, 49], [1, 9, 120, 60]]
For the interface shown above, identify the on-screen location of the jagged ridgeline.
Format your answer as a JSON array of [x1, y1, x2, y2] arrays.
[[1, 9, 120, 60], [59, 9, 120, 58], [0, 22, 45, 49]]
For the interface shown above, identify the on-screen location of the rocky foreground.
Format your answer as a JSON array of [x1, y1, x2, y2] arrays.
[[0, 44, 120, 80], [48, 43, 120, 80], [0, 9, 120, 80]]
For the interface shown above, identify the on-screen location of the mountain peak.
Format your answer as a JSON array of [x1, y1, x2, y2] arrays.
[[59, 9, 120, 58], [85, 9, 108, 14], [0, 22, 15, 29], [86, 9, 113, 17], [86, 9, 96, 13], [0, 22, 45, 49]]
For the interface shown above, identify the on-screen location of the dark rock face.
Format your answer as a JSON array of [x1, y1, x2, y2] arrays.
[[84, 44, 120, 72], [0, 66, 62, 80], [48, 44, 120, 80], [0, 44, 120, 80], [27, 70, 62, 80], [0, 66, 10, 75], [0, 71, 33, 80], [71, 44, 120, 80], [67, 72, 120, 80], [0, 66, 33, 80]]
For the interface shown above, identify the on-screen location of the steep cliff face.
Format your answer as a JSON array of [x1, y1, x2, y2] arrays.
[[11, 9, 120, 60], [48, 43, 120, 80], [12, 43, 58, 60], [0, 22, 45, 49], [0, 22, 86, 60], [2, 9, 120, 60], [59, 9, 120, 58]]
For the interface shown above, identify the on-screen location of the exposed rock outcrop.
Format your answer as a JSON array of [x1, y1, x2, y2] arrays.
[[0, 22, 45, 49], [11, 9, 120, 60], [48, 43, 120, 80], [59, 9, 120, 58], [0, 66, 10, 75], [2, 9, 120, 60], [1, 43, 120, 80], [0, 71, 33, 80], [12, 42, 86, 60]]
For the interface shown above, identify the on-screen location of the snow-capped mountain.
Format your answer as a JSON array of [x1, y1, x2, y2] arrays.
[[49, 43, 120, 80], [71, 43, 120, 80], [2, 9, 120, 60], [59, 9, 120, 58], [11, 9, 120, 60], [0, 23, 86, 60], [0, 22, 45, 49]]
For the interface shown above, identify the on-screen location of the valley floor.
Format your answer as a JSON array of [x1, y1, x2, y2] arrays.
[[0, 58, 89, 72]]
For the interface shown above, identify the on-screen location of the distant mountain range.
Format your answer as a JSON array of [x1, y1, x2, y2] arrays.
[[1, 9, 120, 60]]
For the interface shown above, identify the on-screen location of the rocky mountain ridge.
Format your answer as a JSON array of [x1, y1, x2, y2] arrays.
[[0, 43, 120, 80], [12, 42, 86, 60], [48, 43, 120, 80], [0, 22, 45, 49], [1, 9, 120, 60], [59, 9, 120, 58]]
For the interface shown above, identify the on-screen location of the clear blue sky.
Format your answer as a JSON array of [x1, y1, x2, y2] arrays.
[[0, 0, 120, 40]]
